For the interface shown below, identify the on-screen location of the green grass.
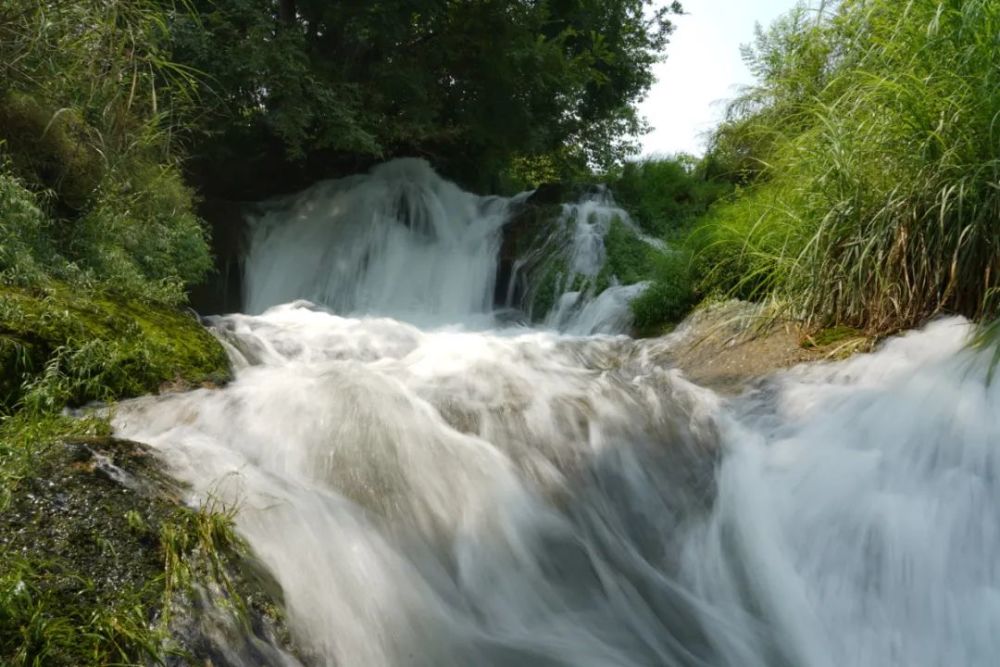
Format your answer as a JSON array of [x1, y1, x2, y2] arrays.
[[0, 284, 242, 664], [0, 285, 230, 414], [0, 0, 211, 306]]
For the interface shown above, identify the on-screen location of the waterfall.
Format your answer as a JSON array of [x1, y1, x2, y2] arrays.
[[113, 161, 1000, 665], [242, 159, 649, 334], [242, 159, 510, 326]]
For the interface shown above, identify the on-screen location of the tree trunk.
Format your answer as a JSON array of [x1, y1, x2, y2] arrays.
[[278, 0, 296, 25]]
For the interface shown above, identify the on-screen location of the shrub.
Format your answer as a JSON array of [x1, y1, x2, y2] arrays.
[[0, 0, 212, 304], [631, 249, 696, 335], [609, 156, 730, 236]]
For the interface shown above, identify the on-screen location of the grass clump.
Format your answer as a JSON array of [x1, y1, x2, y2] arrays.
[[0, 0, 212, 306], [629, 251, 697, 336]]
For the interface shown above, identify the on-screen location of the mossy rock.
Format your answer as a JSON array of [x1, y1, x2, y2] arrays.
[[0, 284, 231, 411], [0, 413, 299, 666]]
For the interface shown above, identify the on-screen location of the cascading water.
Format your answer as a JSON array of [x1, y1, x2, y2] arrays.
[[244, 159, 650, 334], [538, 189, 654, 334], [243, 159, 512, 326], [113, 161, 1000, 665]]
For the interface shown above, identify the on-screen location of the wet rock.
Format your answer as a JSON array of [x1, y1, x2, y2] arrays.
[[0, 433, 302, 666]]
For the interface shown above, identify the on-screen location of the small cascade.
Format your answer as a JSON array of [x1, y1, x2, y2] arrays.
[[241, 162, 659, 335], [509, 186, 658, 334], [243, 159, 511, 326], [547, 282, 651, 335]]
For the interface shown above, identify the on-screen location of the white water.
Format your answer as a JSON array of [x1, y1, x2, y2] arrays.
[[244, 159, 649, 334], [537, 189, 649, 332], [243, 159, 512, 326], [114, 163, 1000, 665]]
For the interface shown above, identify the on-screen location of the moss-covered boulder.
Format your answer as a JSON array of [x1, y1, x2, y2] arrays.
[[0, 285, 231, 412], [0, 413, 299, 666]]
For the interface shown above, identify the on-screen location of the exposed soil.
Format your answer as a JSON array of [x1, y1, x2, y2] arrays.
[[656, 301, 872, 394]]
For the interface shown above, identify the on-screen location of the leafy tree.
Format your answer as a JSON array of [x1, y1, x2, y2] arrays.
[[609, 155, 730, 235], [165, 0, 682, 197]]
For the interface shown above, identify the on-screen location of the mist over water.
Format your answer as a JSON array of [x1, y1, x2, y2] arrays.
[[114, 161, 1000, 665]]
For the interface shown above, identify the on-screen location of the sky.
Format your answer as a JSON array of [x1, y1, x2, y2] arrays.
[[639, 0, 801, 157]]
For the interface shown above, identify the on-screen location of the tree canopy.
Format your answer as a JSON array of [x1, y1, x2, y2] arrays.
[[167, 0, 681, 196]]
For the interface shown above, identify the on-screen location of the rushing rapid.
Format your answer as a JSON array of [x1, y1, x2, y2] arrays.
[[113, 161, 1000, 666]]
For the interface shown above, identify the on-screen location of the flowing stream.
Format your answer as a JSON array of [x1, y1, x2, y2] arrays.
[[114, 161, 1000, 666]]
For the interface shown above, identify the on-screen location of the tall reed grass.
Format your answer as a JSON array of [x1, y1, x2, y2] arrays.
[[695, 0, 1000, 333]]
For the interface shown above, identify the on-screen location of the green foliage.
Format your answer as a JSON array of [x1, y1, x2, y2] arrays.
[[0, 413, 170, 667], [596, 217, 696, 333], [0, 171, 55, 286], [687, 181, 802, 302], [800, 325, 864, 349], [630, 251, 696, 335], [974, 315, 1000, 379], [705, 2, 839, 185], [0, 1, 212, 303], [0, 93, 103, 211], [73, 163, 213, 301], [499, 151, 594, 193], [596, 156, 727, 332], [599, 217, 657, 287], [695, 0, 1000, 333], [0, 411, 278, 666], [609, 155, 731, 235], [0, 555, 171, 667], [167, 0, 681, 196]]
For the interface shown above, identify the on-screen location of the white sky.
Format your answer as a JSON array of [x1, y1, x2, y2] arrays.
[[639, 0, 800, 157]]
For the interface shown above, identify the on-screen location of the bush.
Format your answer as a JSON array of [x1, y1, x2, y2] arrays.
[[0, 1, 212, 304], [631, 250, 696, 335], [0, 171, 55, 285], [595, 217, 697, 333], [609, 156, 729, 236]]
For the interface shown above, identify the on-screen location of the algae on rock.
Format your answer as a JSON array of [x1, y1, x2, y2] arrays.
[[0, 286, 279, 665]]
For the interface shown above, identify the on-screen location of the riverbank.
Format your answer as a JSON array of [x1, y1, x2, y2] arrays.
[[658, 300, 875, 394]]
